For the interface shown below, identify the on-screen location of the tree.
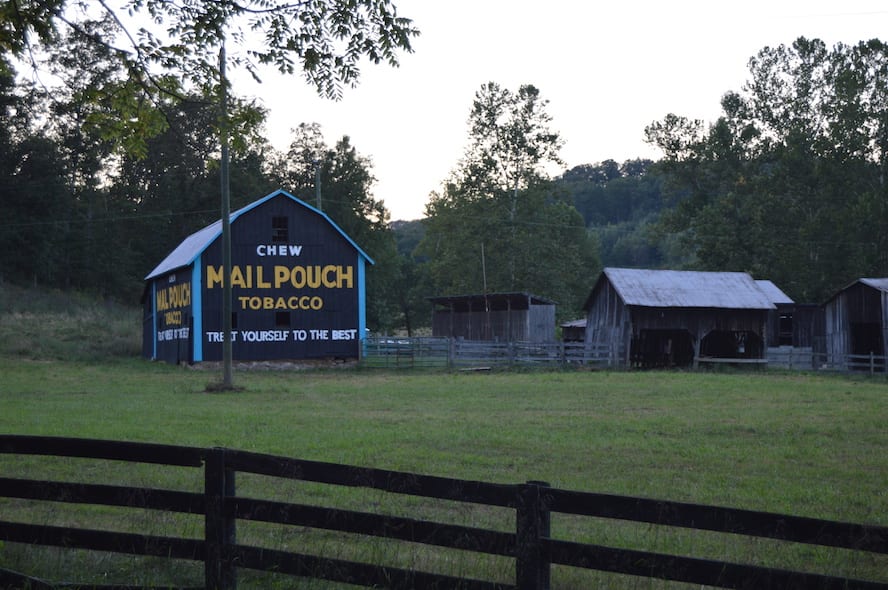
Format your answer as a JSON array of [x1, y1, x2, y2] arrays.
[[419, 82, 599, 321], [645, 37, 888, 301], [2, 1, 418, 154], [275, 125, 403, 332]]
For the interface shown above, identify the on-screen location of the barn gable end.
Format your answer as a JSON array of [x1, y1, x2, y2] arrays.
[[142, 189, 373, 364], [823, 278, 888, 369]]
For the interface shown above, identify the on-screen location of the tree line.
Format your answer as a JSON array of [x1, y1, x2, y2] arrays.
[[2, 2, 886, 334]]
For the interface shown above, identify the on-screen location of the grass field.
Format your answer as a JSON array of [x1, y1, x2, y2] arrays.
[[1, 358, 887, 588], [0, 283, 886, 587]]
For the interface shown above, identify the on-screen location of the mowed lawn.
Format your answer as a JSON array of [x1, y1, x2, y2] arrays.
[[1, 358, 886, 586]]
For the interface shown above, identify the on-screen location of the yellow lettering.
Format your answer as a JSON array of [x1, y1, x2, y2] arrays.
[[207, 266, 224, 288], [257, 266, 271, 289], [290, 266, 305, 288], [306, 266, 321, 288], [157, 289, 169, 311], [322, 265, 337, 288], [205, 264, 354, 291], [231, 266, 246, 289], [274, 265, 289, 289], [339, 265, 353, 289]]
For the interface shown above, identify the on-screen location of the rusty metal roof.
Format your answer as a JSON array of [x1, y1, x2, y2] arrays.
[[602, 268, 776, 310]]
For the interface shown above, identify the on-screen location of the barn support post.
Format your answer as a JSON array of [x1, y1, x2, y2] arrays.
[[693, 328, 703, 369], [515, 481, 551, 590], [205, 447, 237, 590]]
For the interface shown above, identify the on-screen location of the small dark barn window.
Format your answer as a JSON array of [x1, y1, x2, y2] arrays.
[[272, 216, 289, 243], [275, 311, 290, 328]]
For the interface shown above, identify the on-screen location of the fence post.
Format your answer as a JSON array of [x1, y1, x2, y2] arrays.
[[205, 447, 237, 590], [515, 481, 551, 590]]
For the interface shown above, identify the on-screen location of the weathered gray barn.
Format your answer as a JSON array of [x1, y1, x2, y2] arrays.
[[142, 189, 373, 364], [823, 278, 888, 367], [584, 268, 776, 368], [428, 292, 556, 342]]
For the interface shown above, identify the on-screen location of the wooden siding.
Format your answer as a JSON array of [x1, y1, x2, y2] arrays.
[[431, 308, 555, 342], [584, 278, 632, 365], [824, 282, 888, 364], [430, 294, 556, 342], [629, 307, 767, 338]]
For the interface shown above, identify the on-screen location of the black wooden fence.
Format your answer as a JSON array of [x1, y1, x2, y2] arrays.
[[1, 435, 887, 589]]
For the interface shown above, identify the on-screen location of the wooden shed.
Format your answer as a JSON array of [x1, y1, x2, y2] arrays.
[[142, 189, 373, 364], [561, 318, 587, 342], [428, 292, 556, 342], [583, 268, 775, 368], [823, 278, 888, 367]]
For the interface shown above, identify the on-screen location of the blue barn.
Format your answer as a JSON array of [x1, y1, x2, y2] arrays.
[[142, 189, 373, 364]]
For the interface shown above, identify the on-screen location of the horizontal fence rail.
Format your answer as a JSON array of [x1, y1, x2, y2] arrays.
[[362, 337, 622, 370], [362, 337, 887, 373], [1, 435, 887, 589]]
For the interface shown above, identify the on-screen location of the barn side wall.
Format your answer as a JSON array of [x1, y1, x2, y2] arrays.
[[629, 307, 767, 341], [528, 304, 556, 342], [883, 290, 888, 359], [432, 309, 533, 341], [824, 282, 886, 362], [144, 267, 194, 364], [584, 279, 631, 363]]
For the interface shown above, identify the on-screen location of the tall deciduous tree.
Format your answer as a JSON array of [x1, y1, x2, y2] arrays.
[[420, 82, 599, 321], [645, 37, 888, 301], [276, 125, 402, 332], [2, 0, 418, 154]]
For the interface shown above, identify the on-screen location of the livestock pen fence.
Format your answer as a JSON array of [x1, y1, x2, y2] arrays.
[[362, 337, 888, 373], [361, 338, 624, 370], [1, 435, 887, 589]]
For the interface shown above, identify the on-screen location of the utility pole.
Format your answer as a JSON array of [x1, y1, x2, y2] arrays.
[[314, 158, 322, 210], [219, 42, 234, 389]]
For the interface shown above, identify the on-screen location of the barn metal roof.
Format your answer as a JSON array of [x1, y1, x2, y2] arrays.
[[145, 189, 373, 280], [860, 278, 888, 292], [600, 268, 776, 310], [755, 280, 794, 305]]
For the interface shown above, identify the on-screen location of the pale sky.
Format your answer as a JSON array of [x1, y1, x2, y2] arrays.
[[230, 1, 888, 221]]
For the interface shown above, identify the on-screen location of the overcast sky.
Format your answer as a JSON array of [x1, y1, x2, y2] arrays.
[[230, 1, 888, 221]]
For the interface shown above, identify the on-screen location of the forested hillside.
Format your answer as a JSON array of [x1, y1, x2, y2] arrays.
[[2, 26, 887, 332]]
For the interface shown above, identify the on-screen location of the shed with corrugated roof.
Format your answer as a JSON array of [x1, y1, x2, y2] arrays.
[[583, 268, 776, 368]]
